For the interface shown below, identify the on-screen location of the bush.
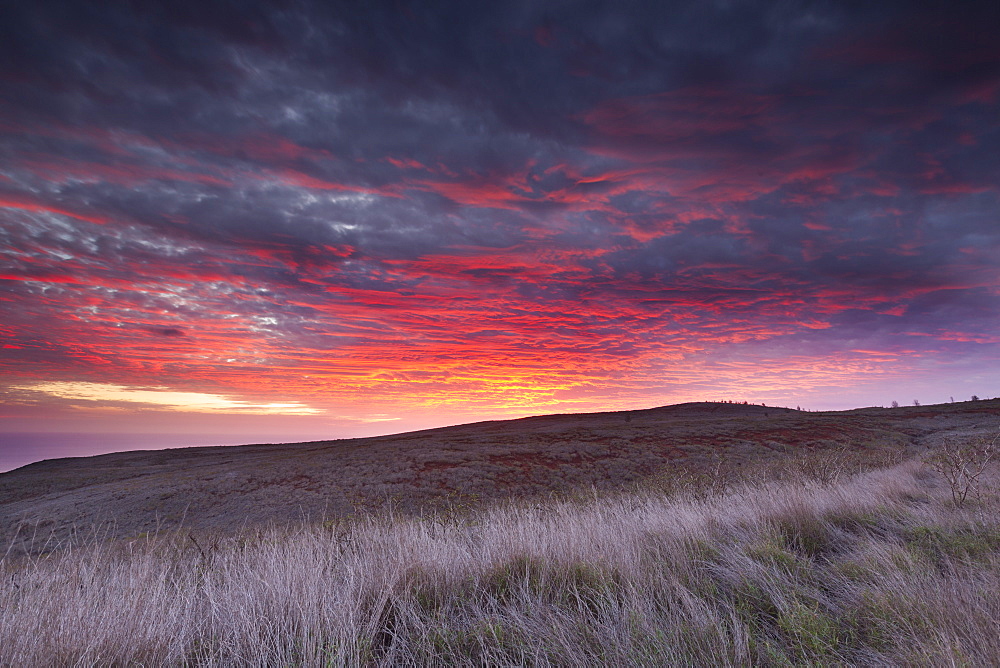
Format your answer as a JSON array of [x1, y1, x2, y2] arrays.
[[922, 435, 997, 507]]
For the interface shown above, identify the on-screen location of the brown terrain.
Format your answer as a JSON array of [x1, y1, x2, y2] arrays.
[[3, 399, 998, 554]]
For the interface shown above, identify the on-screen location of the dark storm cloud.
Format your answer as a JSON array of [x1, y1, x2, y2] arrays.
[[1, 0, 999, 412]]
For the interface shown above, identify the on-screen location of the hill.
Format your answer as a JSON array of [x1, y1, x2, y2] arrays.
[[2, 400, 998, 554]]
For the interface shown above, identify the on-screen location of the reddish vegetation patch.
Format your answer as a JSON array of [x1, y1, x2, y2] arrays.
[[488, 452, 575, 471], [749, 426, 845, 445], [416, 461, 466, 474]]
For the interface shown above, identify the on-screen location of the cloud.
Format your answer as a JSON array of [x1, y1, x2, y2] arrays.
[[1, 0, 998, 421]]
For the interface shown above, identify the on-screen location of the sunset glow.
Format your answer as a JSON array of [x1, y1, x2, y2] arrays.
[[2, 1, 999, 468], [11, 382, 321, 415]]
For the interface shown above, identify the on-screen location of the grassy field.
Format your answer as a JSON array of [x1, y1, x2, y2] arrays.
[[2, 436, 998, 666], [3, 399, 998, 556]]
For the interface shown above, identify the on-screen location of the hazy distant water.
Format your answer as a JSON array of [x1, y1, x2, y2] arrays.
[[0, 433, 306, 473]]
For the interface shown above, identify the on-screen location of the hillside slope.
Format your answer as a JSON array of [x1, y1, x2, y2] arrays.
[[2, 400, 998, 553]]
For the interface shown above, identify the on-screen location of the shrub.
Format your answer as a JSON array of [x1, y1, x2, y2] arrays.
[[922, 435, 997, 507]]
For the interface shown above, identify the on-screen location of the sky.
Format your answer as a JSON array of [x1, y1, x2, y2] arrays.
[[2, 0, 999, 468]]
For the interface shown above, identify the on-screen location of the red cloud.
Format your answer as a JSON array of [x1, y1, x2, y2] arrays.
[[0, 197, 110, 226]]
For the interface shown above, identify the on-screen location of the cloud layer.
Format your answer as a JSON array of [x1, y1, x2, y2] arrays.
[[2, 0, 999, 435]]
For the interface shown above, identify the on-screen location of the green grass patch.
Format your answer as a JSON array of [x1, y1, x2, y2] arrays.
[[777, 600, 840, 660], [903, 525, 1000, 565], [774, 514, 835, 559]]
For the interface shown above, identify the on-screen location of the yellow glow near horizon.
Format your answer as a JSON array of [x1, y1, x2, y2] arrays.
[[15, 381, 322, 415]]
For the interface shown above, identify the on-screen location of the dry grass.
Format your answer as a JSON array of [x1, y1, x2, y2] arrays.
[[2, 451, 998, 666], [11, 398, 998, 554]]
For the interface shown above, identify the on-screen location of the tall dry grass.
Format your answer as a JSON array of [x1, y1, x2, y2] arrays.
[[2, 458, 998, 666]]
